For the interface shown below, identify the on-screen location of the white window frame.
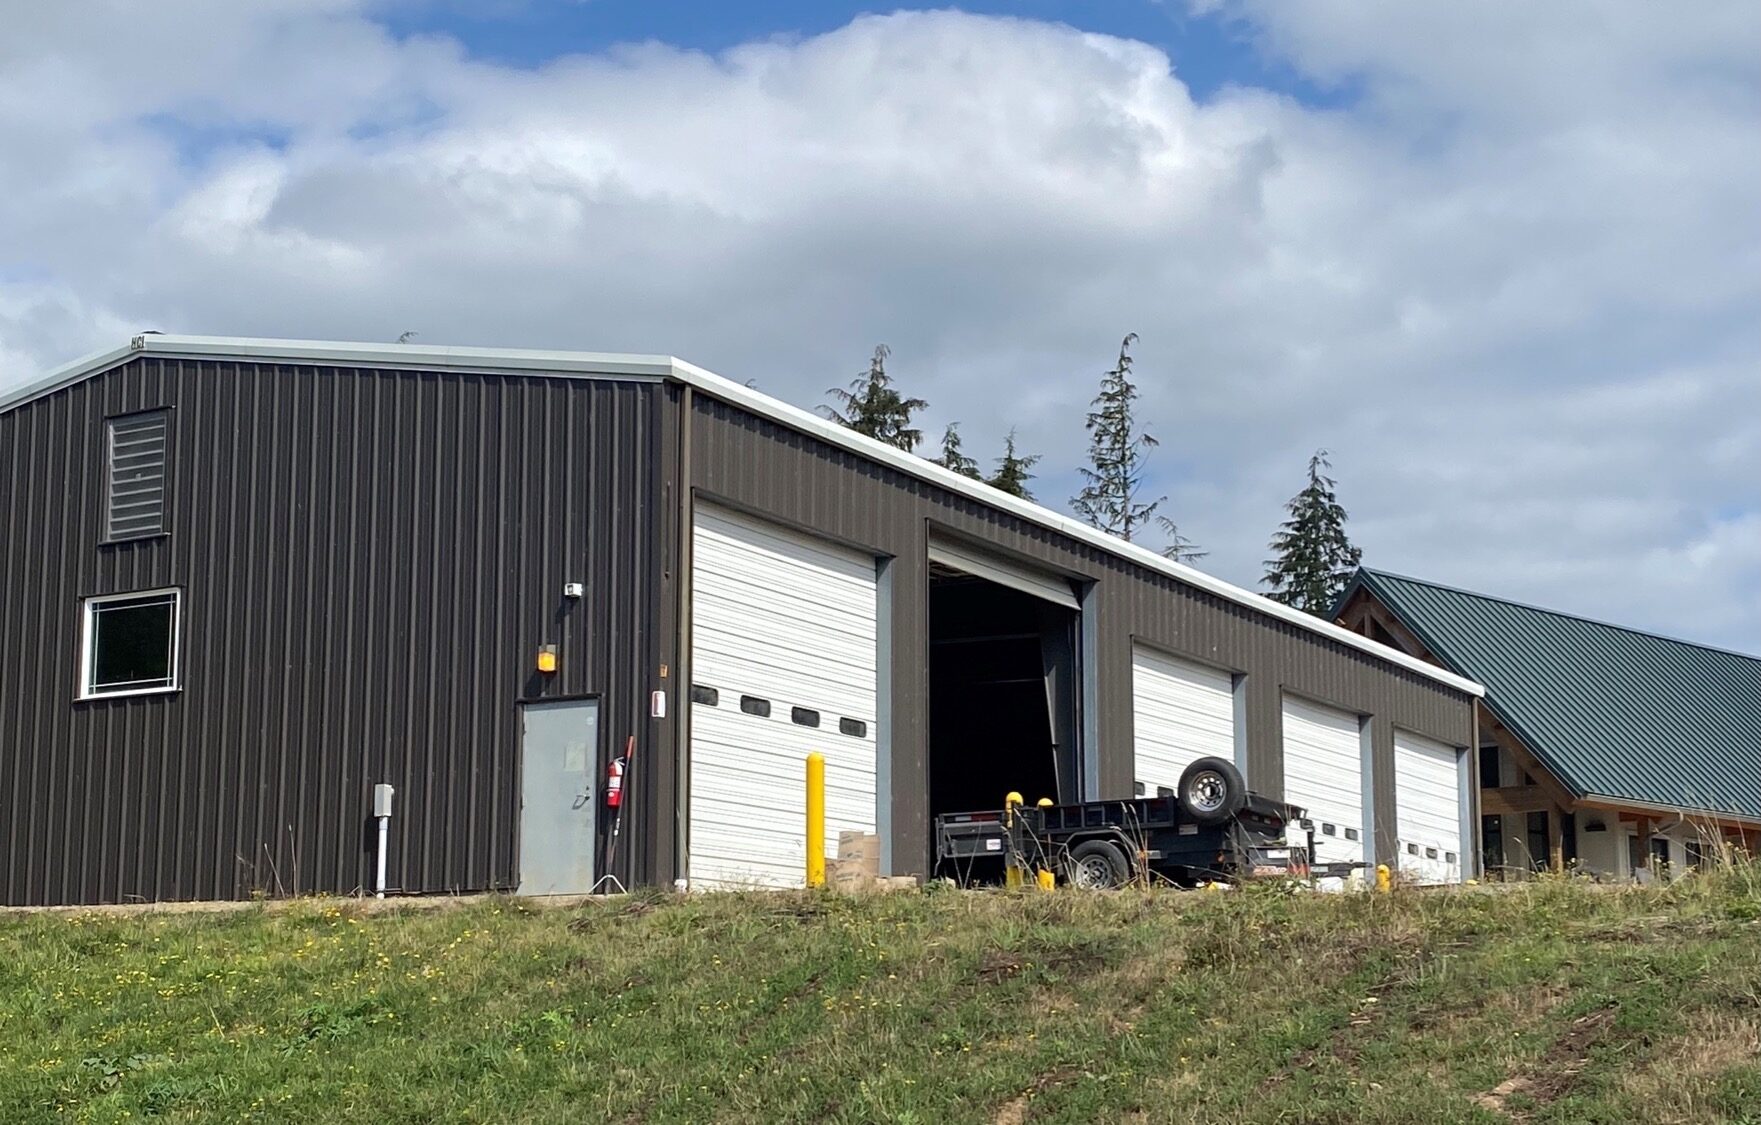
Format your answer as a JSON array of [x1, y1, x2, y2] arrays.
[[79, 588, 183, 700]]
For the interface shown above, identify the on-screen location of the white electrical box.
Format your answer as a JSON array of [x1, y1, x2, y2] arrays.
[[650, 690, 667, 719], [373, 783, 395, 818], [563, 581, 584, 598]]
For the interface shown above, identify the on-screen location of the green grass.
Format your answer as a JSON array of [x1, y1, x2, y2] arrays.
[[2, 868, 1759, 1124]]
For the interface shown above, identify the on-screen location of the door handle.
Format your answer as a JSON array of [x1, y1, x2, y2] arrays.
[[572, 793, 590, 810]]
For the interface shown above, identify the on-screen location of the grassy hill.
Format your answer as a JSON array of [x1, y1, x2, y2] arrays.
[[2, 868, 1758, 1124]]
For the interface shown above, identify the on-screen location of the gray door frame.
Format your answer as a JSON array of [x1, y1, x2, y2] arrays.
[[518, 696, 602, 895]]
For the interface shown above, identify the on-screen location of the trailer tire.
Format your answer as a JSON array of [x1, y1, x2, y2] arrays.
[[1065, 840, 1132, 890], [1177, 757, 1247, 826]]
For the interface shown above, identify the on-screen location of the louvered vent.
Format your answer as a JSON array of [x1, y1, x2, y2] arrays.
[[106, 411, 168, 538]]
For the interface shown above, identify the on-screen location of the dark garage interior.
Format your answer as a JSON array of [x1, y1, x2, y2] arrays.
[[927, 568, 1080, 836]]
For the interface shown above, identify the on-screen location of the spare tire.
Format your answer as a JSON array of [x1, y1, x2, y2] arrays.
[[1177, 756, 1247, 825]]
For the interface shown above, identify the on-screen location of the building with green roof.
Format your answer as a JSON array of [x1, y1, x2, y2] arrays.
[[1336, 568, 1760, 881]]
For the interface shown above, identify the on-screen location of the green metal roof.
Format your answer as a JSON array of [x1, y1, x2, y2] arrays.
[[1344, 568, 1761, 822]]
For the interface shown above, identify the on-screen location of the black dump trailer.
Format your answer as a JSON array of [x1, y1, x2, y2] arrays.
[[934, 756, 1322, 889]]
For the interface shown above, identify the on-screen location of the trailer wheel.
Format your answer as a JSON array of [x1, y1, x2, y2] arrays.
[[1177, 756, 1247, 826], [1065, 840, 1132, 890]]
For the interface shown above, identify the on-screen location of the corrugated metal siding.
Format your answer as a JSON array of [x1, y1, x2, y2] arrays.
[[1359, 569, 1761, 820], [1, 357, 671, 905], [686, 397, 1475, 873]]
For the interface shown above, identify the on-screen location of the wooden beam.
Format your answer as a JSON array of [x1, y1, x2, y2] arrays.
[[1361, 599, 1435, 661], [1480, 786, 1554, 816], [1571, 797, 1761, 834], [1334, 591, 1377, 638], [1548, 805, 1565, 873], [1479, 709, 1577, 810]]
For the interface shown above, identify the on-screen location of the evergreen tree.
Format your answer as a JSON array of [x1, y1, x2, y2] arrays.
[[986, 430, 1040, 500], [1155, 515, 1207, 564], [821, 344, 928, 452], [933, 423, 982, 480], [1071, 333, 1165, 542], [1263, 449, 1363, 615]]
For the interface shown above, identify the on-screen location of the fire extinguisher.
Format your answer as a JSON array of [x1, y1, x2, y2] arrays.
[[605, 753, 627, 809]]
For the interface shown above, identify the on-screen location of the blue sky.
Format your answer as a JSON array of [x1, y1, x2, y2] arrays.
[[380, 1, 1351, 105], [2, 1, 1756, 650]]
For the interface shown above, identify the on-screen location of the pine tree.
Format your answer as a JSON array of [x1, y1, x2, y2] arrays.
[[1071, 333, 1166, 542], [986, 430, 1040, 500], [933, 423, 982, 479], [1263, 449, 1363, 615], [1155, 515, 1207, 564], [821, 344, 928, 452]]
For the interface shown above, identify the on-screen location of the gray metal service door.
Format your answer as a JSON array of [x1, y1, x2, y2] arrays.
[[519, 699, 600, 895]]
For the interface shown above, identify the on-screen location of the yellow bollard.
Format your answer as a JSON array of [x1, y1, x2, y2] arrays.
[[806, 752, 826, 888], [1375, 864, 1392, 893], [1004, 792, 1025, 889], [1034, 799, 1056, 889]]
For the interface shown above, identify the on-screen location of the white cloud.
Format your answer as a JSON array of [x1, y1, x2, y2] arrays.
[[1, 3, 1756, 650]]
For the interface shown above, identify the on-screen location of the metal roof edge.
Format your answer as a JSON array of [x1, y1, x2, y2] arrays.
[[133, 334, 679, 380], [668, 356, 1484, 697], [7, 334, 1484, 698], [1, 335, 675, 415], [0, 341, 142, 415], [1360, 566, 1761, 664]]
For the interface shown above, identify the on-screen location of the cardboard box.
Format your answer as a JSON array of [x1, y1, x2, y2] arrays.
[[837, 832, 882, 878]]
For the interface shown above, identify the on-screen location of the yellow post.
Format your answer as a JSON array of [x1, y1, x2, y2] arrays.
[[806, 752, 826, 888], [1004, 792, 1025, 889], [1375, 864, 1392, 893], [1034, 799, 1056, 890]]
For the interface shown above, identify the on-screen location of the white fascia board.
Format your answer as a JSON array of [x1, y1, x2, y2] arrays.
[[669, 355, 1485, 698], [9, 333, 1483, 697], [1, 334, 673, 416], [134, 334, 677, 380], [0, 342, 142, 414]]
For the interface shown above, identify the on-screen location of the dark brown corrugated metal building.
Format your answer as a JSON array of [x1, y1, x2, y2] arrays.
[[1, 335, 1482, 905]]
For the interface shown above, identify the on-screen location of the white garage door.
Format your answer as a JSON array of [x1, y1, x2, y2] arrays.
[[688, 505, 878, 889], [1394, 730, 1463, 885], [1282, 695, 1366, 879], [1132, 645, 1236, 795]]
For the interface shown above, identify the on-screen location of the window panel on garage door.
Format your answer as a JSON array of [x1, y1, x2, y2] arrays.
[[1131, 645, 1236, 795], [1282, 695, 1366, 877], [689, 505, 878, 889]]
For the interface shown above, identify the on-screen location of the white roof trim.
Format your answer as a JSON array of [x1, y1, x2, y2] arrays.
[[6, 334, 1484, 697]]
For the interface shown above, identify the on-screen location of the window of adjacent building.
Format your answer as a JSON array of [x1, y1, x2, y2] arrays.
[[81, 589, 181, 697], [1478, 745, 1501, 788], [1685, 839, 1707, 870], [105, 410, 169, 540], [1481, 815, 1504, 877], [1650, 836, 1671, 874], [1526, 810, 1550, 871]]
